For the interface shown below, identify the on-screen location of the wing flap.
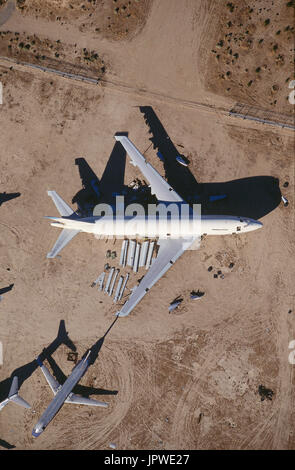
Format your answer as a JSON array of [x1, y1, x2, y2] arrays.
[[116, 237, 199, 317], [114, 136, 184, 203]]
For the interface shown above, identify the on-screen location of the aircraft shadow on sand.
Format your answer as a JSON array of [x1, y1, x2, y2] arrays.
[[139, 106, 281, 220], [0, 438, 15, 449], [0, 283, 14, 296], [43, 317, 119, 398], [0, 319, 118, 403], [0, 192, 21, 207], [0, 320, 76, 402], [72, 132, 157, 216]]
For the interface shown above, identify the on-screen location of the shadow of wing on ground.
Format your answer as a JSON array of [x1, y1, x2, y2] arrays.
[[0, 283, 14, 296], [0, 320, 75, 402], [72, 134, 128, 214], [139, 106, 281, 219], [0, 439, 15, 449], [42, 316, 119, 398], [0, 192, 21, 206], [139, 106, 199, 202], [198, 176, 281, 219]]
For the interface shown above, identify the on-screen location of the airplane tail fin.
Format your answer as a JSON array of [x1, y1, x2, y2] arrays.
[[7, 377, 31, 409], [47, 191, 74, 217]]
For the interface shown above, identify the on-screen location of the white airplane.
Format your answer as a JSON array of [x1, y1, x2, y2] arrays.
[[32, 353, 108, 437], [46, 135, 262, 317], [0, 376, 31, 411]]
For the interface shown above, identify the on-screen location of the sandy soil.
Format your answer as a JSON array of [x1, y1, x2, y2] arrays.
[[0, 0, 294, 450], [199, 0, 295, 115]]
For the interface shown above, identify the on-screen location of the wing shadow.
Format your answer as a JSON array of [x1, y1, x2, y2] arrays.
[[0, 284, 14, 296], [0, 320, 75, 402], [139, 106, 281, 219], [0, 192, 21, 207], [42, 316, 119, 398]]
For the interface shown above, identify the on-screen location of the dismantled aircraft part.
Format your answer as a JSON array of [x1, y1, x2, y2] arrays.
[[104, 268, 115, 294], [190, 290, 205, 300], [169, 298, 183, 312], [109, 269, 119, 297], [133, 243, 141, 273], [118, 273, 129, 301], [119, 240, 128, 267]]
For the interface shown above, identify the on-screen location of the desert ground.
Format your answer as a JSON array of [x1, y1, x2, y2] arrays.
[[0, 0, 294, 450]]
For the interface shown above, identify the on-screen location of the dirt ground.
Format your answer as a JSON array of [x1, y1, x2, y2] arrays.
[[0, 0, 294, 450]]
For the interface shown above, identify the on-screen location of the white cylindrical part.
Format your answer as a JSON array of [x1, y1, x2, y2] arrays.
[[139, 240, 149, 267], [133, 243, 141, 273], [145, 241, 155, 269], [114, 276, 124, 303], [118, 273, 129, 301], [104, 268, 114, 294], [109, 269, 119, 296], [119, 240, 128, 266], [97, 272, 105, 291], [127, 240, 136, 267]]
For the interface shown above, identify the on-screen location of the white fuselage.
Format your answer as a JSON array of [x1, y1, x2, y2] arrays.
[[49, 214, 262, 238]]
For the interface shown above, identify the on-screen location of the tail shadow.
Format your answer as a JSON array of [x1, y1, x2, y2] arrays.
[[42, 316, 119, 398], [72, 133, 128, 214], [0, 320, 75, 402]]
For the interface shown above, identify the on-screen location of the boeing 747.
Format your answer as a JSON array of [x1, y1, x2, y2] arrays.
[[45, 135, 262, 317]]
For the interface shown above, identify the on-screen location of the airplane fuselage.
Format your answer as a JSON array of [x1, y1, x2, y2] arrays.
[[48, 214, 262, 238], [32, 355, 90, 437]]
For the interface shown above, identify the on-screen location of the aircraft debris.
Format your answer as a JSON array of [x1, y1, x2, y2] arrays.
[[168, 297, 183, 312], [282, 195, 288, 207], [190, 290, 205, 300], [258, 385, 274, 401]]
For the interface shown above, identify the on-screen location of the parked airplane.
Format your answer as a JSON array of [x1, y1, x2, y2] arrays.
[[45, 135, 262, 317], [32, 352, 108, 437], [0, 376, 31, 411]]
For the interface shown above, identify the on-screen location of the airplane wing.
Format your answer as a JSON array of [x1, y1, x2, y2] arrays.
[[65, 393, 108, 407], [116, 236, 200, 317], [47, 228, 80, 259], [36, 357, 60, 395], [114, 135, 184, 203]]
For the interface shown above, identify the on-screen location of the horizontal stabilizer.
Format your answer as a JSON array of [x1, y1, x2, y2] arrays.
[[47, 228, 80, 259], [65, 393, 108, 407], [10, 394, 31, 409], [0, 376, 31, 410], [8, 376, 19, 398], [47, 191, 74, 217]]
